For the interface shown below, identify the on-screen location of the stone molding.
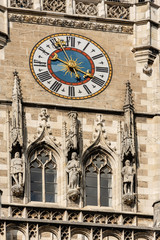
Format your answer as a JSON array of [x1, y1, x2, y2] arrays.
[[8, 13, 133, 34], [1, 204, 153, 227], [0, 205, 156, 240]]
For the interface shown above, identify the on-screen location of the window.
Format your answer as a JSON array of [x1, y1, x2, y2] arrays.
[[85, 153, 112, 207], [30, 147, 57, 202]]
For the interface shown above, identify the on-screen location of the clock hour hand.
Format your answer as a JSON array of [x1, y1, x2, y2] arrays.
[[51, 53, 68, 65]]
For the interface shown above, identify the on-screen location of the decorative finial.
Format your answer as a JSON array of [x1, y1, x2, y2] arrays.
[[124, 81, 134, 109]]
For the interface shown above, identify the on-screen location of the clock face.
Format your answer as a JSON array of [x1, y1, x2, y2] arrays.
[[29, 33, 112, 100]]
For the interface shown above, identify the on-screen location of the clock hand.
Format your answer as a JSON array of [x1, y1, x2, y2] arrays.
[[51, 53, 68, 65], [51, 53, 80, 79], [55, 37, 70, 61], [74, 68, 93, 78], [55, 38, 81, 79]]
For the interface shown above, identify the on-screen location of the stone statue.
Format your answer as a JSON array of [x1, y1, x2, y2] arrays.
[[66, 152, 80, 189], [122, 160, 135, 195], [66, 152, 81, 201], [11, 152, 24, 196]]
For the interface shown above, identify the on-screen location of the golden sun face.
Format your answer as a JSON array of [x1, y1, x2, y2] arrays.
[[60, 57, 83, 77]]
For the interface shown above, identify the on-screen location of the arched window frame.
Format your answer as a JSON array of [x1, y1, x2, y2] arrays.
[[82, 145, 120, 209], [29, 144, 57, 203], [84, 150, 112, 207]]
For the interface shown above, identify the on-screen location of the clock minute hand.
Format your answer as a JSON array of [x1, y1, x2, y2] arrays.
[[55, 37, 70, 61], [55, 38, 80, 79]]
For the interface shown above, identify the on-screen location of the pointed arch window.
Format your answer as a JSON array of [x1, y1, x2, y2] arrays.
[[30, 147, 57, 202], [85, 153, 112, 207]]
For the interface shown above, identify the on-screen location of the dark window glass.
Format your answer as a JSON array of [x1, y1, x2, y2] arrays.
[[100, 168, 112, 206], [31, 167, 42, 202], [30, 148, 57, 203], [85, 154, 112, 207], [86, 169, 97, 206], [45, 167, 57, 202]]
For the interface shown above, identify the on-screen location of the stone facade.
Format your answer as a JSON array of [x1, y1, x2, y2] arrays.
[[0, 0, 160, 239]]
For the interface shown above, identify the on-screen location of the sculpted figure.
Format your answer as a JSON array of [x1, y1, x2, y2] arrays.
[[66, 152, 81, 190], [122, 160, 135, 195], [11, 152, 24, 187]]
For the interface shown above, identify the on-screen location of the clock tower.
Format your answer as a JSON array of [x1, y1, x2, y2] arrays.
[[0, 0, 160, 239]]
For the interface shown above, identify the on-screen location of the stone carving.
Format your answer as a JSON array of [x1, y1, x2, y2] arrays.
[[83, 214, 94, 223], [11, 152, 24, 197], [52, 211, 64, 220], [11, 71, 23, 148], [68, 212, 79, 222], [64, 112, 82, 156], [29, 108, 61, 151], [40, 211, 50, 220], [37, 108, 52, 136], [107, 5, 129, 19], [143, 63, 152, 76], [124, 231, 132, 240], [123, 216, 134, 225], [28, 209, 39, 219], [93, 228, 101, 240], [43, 0, 66, 13], [122, 160, 135, 195], [29, 224, 37, 238], [95, 214, 106, 224], [75, 2, 98, 16], [12, 207, 23, 218], [10, 0, 33, 8], [66, 152, 81, 201], [9, 14, 133, 34], [121, 81, 135, 160], [86, 153, 112, 176], [156, 232, 160, 240], [107, 215, 118, 224], [0, 222, 4, 235], [153, 201, 160, 227], [61, 226, 69, 240], [121, 81, 136, 206]]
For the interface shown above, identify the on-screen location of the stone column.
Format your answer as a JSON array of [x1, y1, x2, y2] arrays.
[[66, 0, 73, 14]]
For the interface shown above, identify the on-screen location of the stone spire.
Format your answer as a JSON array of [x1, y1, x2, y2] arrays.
[[124, 80, 134, 111], [11, 70, 23, 148], [121, 81, 135, 162]]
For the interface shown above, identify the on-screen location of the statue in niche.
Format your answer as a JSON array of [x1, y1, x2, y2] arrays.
[[66, 152, 81, 201], [11, 152, 24, 197], [122, 159, 135, 195]]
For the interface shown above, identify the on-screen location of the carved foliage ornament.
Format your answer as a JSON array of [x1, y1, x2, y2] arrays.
[[75, 2, 98, 16], [9, 14, 133, 34], [10, 0, 33, 8], [107, 5, 129, 19], [43, 0, 66, 13]]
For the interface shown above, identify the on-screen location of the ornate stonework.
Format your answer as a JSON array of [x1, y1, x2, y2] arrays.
[[43, 0, 66, 13], [10, 0, 33, 8], [8, 13, 133, 34], [10, 71, 23, 149], [75, 1, 98, 16], [107, 4, 129, 19]]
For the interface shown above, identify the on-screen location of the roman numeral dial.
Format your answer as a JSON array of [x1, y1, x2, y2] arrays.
[[29, 33, 112, 99]]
